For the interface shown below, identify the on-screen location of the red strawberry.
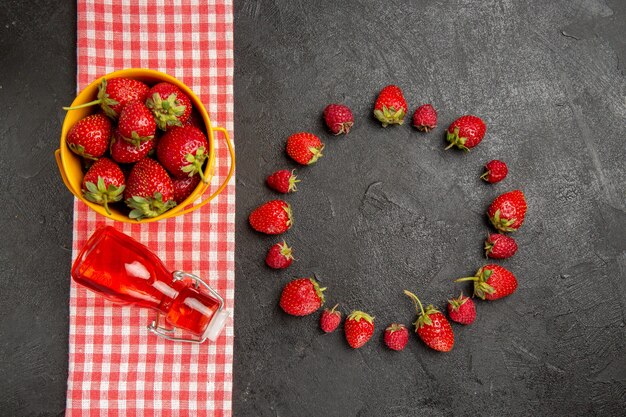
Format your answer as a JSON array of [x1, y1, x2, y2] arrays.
[[118, 101, 157, 147], [172, 175, 201, 204], [265, 241, 294, 269], [266, 169, 299, 193], [323, 104, 354, 135], [481, 160, 508, 183], [320, 304, 341, 333], [446, 115, 486, 150], [124, 158, 176, 220], [156, 125, 209, 182], [455, 264, 518, 300], [81, 157, 125, 215], [404, 291, 454, 352], [384, 323, 409, 351], [279, 277, 326, 316], [487, 190, 527, 232], [66, 113, 112, 159], [373, 85, 408, 127], [146, 82, 192, 130], [412, 104, 437, 132], [485, 233, 518, 259], [344, 311, 375, 349], [249, 200, 293, 235], [110, 129, 156, 164], [63, 78, 150, 118], [286, 132, 324, 165], [447, 293, 476, 325]]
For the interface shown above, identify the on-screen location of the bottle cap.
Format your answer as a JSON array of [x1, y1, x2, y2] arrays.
[[202, 309, 229, 342]]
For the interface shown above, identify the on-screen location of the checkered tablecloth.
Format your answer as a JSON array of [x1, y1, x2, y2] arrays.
[[66, 1, 234, 416]]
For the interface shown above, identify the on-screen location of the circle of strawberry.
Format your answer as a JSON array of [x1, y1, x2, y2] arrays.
[[63, 78, 150, 119], [323, 104, 354, 135], [384, 323, 409, 351], [81, 157, 125, 215], [481, 159, 508, 183], [286, 132, 324, 165], [487, 190, 527, 232], [123, 158, 176, 220], [279, 277, 326, 316], [145, 82, 192, 130], [447, 293, 476, 325], [172, 175, 201, 204], [118, 101, 157, 147], [249, 200, 293, 235], [110, 128, 156, 164], [404, 290, 454, 352], [412, 104, 437, 132], [373, 85, 408, 127], [265, 241, 294, 269], [320, 304, 341, 333], [455, 264, 518, 300], [66, 113, 112, 159], [266, 169, 300, 194], [484, 233, 518, 259], [445, 115, 486, 151], [344, 310, 375, 348], [156, 125, 209, 182]]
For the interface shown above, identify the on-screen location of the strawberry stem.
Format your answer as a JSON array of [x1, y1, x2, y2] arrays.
[[403, 290, 424, 316], [454, 277, 479, 282], [102, 194, 111, 215], [63, 98, 102, 111]]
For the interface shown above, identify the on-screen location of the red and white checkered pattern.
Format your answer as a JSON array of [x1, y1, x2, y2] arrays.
[[66, 1, 234, 416]]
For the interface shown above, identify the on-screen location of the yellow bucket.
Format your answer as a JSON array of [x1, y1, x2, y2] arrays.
[[56, 68, 235, 223]]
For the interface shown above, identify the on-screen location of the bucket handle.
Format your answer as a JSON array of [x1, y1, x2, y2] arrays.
[[164, 126, 235, 217], [55, 149, 83, 199]]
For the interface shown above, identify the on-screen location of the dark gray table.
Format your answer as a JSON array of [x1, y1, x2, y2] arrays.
[[1, 1, 625, 416]]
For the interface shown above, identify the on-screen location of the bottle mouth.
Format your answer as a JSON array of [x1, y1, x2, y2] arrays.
[[202, 309, 229, 342]]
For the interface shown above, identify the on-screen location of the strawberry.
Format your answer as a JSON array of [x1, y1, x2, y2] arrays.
[[404, 290, 454, 352], [279, 277, 326, 316], [145, 82, 192, 130], [481, 160, 508, 183], [485, 233, 518, 259], [110, 129, 156, 164], [172, 175, 201, 204], [320, 304, 341, 333], [344, 311, 375, 349], [81, 157, 125, 215], [66, 113, 112, 159], [373, 85, 408, 127], [446, 115, 486, 150], [63, 78, 150, 118], [286, 132, 324, 165], [447, 292, 476, 325], [249, 200, 293, 235], [123, 158, 176, 220], [487, 190, 527, 232], [455, 264, 518, 300], [323, 104, 354, 135], [384, 323, 409, 351], [118, 101, 157, 147], [156, 125, 209, 182], [266, 169, 299, 193], [265, 241, 294, 269], [412, 104, 437, 132]]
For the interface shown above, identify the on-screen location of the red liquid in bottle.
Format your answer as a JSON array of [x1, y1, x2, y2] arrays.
[[72, 226, 225, 340]]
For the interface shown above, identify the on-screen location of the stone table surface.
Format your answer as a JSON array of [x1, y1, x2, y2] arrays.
[[1, 0, 625, 416]]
